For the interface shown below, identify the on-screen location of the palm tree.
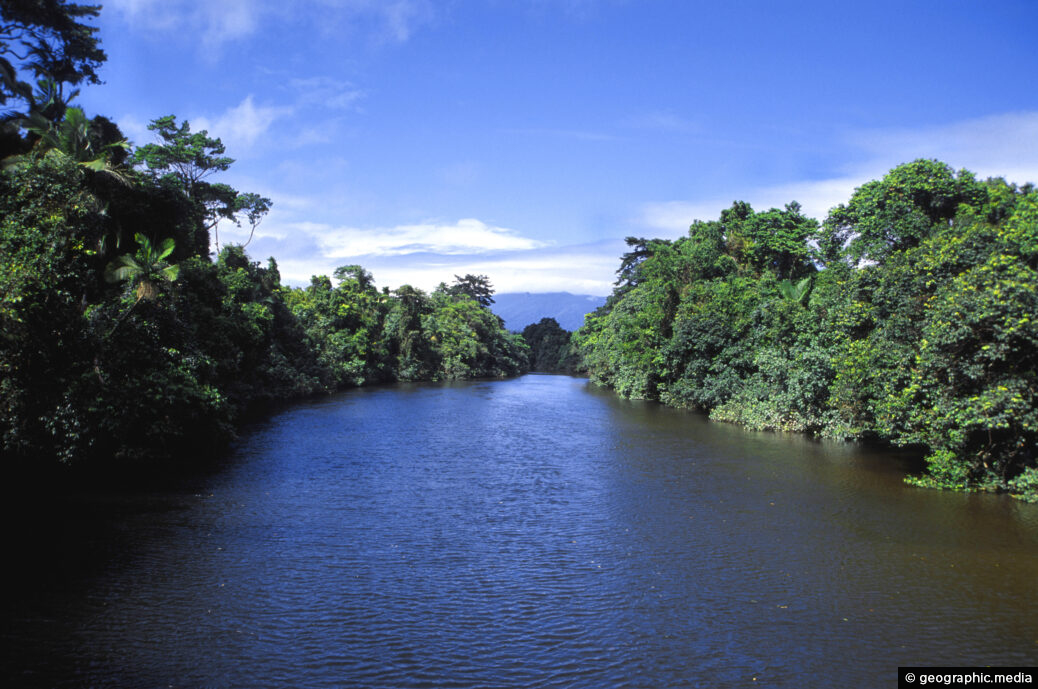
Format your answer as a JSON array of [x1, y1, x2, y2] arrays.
[[6, 105, 130, 180], [93, 234, 180, 377], [104, 233, 179, 302]]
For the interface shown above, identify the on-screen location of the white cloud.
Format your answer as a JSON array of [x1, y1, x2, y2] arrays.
[[504, 127, 622, 142], [104, 0, 182, 29], [194, 96, 292, 154], [314, 218, 549, 257], [639, 177, 860, 236], [378, 0, 432, 42], [115, 114, 151, 147], [624, 110, 701, 133], [306, 0, 435, 44], [362, 254, 617, 295], [851, 111, 1038, 187], [271, 241, 623, 295], [243, 214, 620, 294], [198, 0, 257, 47], [437, 161, 480, 186], [639, 111, 1038, 237], [106, 0, 258, 50]]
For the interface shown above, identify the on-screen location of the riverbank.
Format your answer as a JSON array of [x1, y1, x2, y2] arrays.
[[572, 161, 1038, 502]]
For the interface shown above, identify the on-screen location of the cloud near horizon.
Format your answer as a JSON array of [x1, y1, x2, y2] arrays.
[[235, 110, 1038, 294], [311, 218, 550, 258], [639, 111, 1038, 237], [269, 241, 625, 296], [227, 215, 623, 295]]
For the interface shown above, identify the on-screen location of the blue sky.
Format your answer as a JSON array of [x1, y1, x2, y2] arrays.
[[79, 0, 1038, 295]]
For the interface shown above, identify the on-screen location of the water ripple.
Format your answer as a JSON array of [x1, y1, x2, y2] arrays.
[[4, 376, 1038, 688]]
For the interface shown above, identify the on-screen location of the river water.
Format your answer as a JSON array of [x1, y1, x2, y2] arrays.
[[4, 375, 1037, 687]]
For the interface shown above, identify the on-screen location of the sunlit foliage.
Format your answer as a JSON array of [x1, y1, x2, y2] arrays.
[[577, 163, 1038, 500]]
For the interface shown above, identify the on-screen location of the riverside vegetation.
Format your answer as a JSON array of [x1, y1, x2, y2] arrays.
[[2, 3, 1036, 500], [573, 161, 1038, 501], [0, 2, 526, 473]]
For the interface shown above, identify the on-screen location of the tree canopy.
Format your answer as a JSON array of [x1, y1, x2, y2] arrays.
[[576, 161, 1038, 501], [0, 0, 105, 121], [0, 21, 526, 474]]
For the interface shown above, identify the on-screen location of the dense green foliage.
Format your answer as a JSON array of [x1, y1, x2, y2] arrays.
[[0, 142, 527, 471], [576, 160, 1038, 501], [4, 7, 1035, 503], [0, 15, 527, 472], [521, 317, 583, 373], [1, 0, 106, 159]]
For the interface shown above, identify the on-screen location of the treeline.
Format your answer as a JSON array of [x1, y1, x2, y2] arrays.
[[575, 160, 1038, 501], [0, 3, 525, 472], [521, 317, 583, 373]]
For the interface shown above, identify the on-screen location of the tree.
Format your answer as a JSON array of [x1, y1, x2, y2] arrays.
[[386, 284, 433, 379], [133, 115, 271, 254], [615, 236, 651, 288], [522, 317, 581, 373], [11, 105, 128, 178], [133, 115, 233, 192], [739, 202, 818, 279], [0, 152, 107, 462], [423, 290, 527, 380], [823, 159, 985, 265], [0, 0, 105, 122], [104, 232, 179, 302], [334, 264, 375, 292], [449, 273, 495, 307], [777, 276, 812, 305]]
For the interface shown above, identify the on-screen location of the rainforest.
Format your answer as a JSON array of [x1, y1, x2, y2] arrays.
[[574, 163, 1038, 501], [1, 2, 1036, 503]]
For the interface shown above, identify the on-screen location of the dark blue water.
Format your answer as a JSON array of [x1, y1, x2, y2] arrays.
[[4, 375, 1038, 687]]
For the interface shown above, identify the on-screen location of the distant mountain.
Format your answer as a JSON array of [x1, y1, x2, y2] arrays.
[[492, 292, 608, 332]]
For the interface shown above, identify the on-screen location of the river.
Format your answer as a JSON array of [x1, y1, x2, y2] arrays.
[[4, 374, 1037, 687]]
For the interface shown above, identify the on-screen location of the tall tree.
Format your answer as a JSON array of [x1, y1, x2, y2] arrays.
[[449, 273, 495, 307], [134, 115, 232, 192], [823, 159, 985, 265], [133, 115, 271, 255], [0, 0, 105, 121]]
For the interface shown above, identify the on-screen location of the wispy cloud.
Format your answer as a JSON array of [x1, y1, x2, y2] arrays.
[[639, 177, 860, 236], [502, 127, 622, 142], [623, 109, 701, 133], [114, 113, 151, 148], [288, 77, 366, 112], [106, 0, 434, 50], [437, 161, 480, 187], [851, 111, 1038, 186], [638, 111, 1038, 236], [234, 214, 620, 294], [193, 96, 292, 154], [357, 244, 621, 294], [106, 0, 258, 52]]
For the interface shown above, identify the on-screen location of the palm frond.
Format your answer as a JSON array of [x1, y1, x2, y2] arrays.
[[777, 277, 812, 305], [161, 264, 180, 282], [157, 237, 176, 261], [104, 255, 142, 284]]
